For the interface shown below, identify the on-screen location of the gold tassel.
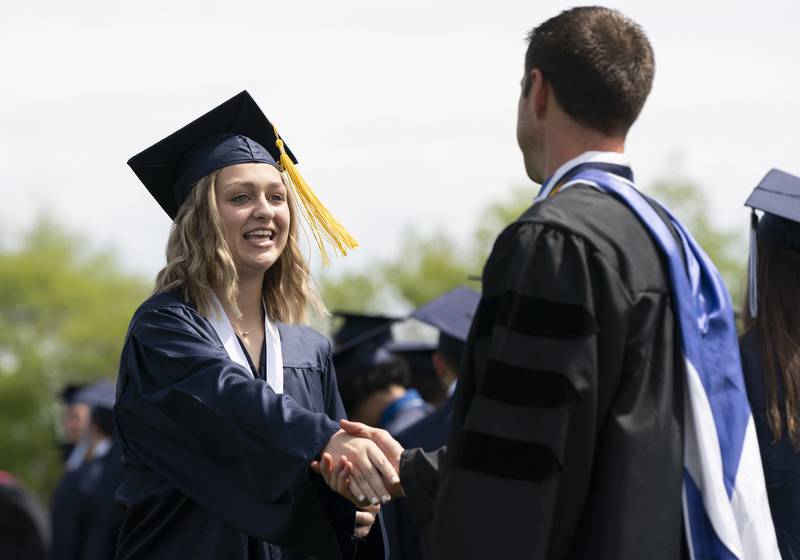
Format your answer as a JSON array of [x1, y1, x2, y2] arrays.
[[272, 126, 359, 265]]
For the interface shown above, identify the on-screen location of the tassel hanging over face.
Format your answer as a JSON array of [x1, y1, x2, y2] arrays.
[[273, 126, 359, 265]]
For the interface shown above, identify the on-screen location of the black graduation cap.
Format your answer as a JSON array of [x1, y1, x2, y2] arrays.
[[332, 313, 398, 352], [332, 312, 401, 376], [410, 287, 480, 361], [59, 383, 87, 406], [744, 168, 800, 316], [128, 90, 297, 220], [385, 340, 447, 404], [384, 340, 437, 375]]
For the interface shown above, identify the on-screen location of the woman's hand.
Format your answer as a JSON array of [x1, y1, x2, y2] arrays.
[[312, 452, 357, 503], [354, 504, 380, 539], [314, 455, 378, 538], [317, 430, 399, 505]]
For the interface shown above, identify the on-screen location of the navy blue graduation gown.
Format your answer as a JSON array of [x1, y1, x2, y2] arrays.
[[0, 480, 49, 560], [50, 467, 84, 560], [741, 330, 800, 560], [380, 389, 433, 436], [113, 291, 385, 559], [51, 440, 124, 560], [396, 396, 454, 453]]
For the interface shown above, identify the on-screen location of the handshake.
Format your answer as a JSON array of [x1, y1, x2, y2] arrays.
[[312, 419, 406, 507]]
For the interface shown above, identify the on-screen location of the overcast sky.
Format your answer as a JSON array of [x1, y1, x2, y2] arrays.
[[2, 0, 798, 282]]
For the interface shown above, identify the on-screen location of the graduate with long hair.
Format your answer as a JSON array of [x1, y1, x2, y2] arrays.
[[114, 91, 392, 559], [742, 168, 800, 560]]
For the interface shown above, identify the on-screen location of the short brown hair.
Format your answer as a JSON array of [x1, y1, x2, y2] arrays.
[[524, 6, 655, 136]]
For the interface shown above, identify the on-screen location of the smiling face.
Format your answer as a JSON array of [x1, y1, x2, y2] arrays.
[[214, 162, 291, 277]]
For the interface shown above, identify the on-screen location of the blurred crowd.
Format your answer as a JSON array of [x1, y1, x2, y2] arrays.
[[0, 286, 480, 560]]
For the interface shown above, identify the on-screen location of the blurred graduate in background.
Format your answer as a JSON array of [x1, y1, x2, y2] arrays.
[[51, 380, 124, 560], [58, 384, 90, 470], [742, 168, 800, 560], [396, 287, 480, 453], [333, 313, 432, 435], [0, 471, 50, 560], [382, 287, 479, 560]]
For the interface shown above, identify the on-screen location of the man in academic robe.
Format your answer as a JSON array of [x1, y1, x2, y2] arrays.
[[333, 8, 684, 559]]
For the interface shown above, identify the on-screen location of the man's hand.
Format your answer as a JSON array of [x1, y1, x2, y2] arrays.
[[339, 419, 405, 498]]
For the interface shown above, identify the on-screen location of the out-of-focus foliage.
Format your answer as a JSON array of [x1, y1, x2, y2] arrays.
[[470, 185, 534, 266], [646, 176, 747, 305], [381, 228, 474, 308], [0, 218, 148, 500], [321, 186, 534, 313], [321, 176, 747, 313], [317, 269, 385, 314]]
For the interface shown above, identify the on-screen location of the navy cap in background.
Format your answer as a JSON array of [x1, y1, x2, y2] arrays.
[[332, 312, 401, 377], [744, 168, 800, 316], [411, 287, 480, 360], [73, 380, 116, 411]]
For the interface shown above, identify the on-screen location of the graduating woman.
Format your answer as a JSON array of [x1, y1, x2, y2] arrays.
[[742, 168, 800, 560], [114, 91, 393, 559]]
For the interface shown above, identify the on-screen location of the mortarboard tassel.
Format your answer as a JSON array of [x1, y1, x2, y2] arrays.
[[272, 126, 359, 265], [748, 210, 759, 318]]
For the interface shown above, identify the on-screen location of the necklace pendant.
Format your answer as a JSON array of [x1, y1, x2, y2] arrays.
[[241, 329, 250, 337]]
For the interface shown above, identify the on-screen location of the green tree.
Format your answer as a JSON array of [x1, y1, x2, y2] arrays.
[[320, 186, 534, 314], [470, 185, 533, 267], [320, 175, 746, 315], [380, 228, 476, 308], [317, 269, 385, 315], [0, 219, 148, 500], [645, 176, 747, 305]]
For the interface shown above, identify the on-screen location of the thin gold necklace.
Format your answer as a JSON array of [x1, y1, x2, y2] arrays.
[[238, 309, 264, 338]]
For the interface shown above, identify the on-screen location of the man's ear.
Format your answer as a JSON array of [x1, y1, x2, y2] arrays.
[[530, 68, 549, 119]]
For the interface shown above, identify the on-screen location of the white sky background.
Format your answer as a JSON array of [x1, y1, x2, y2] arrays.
[[1, 0, 799, 282]]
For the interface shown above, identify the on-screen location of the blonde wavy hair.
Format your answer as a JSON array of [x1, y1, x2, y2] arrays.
[[154, 170, 326, 324]]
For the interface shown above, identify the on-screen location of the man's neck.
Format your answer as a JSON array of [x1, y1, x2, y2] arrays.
[[544, 136, 625, 177], [541, 126, 625, 180]]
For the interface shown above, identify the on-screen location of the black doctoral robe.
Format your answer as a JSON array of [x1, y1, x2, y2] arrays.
[[400, 183, 688, 559], [113, 291, 385, 560]]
